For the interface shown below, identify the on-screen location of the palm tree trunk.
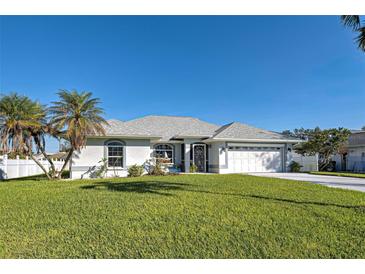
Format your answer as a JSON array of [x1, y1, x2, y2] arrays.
[[319, 157, 332, 171], [35, 139, 57, 176], [29, 154, 52, 180], [57, 148, 74, 179], [22, 143, 52, 180]]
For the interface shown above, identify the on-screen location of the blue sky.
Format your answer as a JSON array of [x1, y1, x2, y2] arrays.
[[1, 16, 364, 151]]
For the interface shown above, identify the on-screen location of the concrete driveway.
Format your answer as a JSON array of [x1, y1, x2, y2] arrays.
[[248, 172, 365, 193]]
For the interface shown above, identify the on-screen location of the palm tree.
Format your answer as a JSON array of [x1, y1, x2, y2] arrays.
[[0, 93, 52, 178], [49, 90, 108, 179], [341, 15, 365, 51]]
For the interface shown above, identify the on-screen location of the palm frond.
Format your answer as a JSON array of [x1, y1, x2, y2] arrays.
[[49, 89, 108, 150], [356, 26, 365, 51], [341, 15, 361, 30]]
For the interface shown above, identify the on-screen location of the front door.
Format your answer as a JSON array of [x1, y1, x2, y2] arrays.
[[193, 144, 206, 172]]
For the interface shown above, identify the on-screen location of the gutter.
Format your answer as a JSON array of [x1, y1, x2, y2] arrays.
[[204, 137, 304, 144], [173, 135, 212, 139], [87, 135, 162, 140]]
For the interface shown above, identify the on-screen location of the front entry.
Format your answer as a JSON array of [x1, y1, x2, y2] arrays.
[[193, 144, 206, 172]]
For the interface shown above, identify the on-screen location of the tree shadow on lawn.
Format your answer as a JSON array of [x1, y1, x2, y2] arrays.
[[80, 180, 365, 211], [194, 189, 365, 212], [80, 181, 191, 196]]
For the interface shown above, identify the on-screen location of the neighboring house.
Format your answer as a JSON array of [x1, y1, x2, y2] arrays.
[[34, 152, 67, 162], [333, 130, 365, 172], [70, 115, 307, 179]]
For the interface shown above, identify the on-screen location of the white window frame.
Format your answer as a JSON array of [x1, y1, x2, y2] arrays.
[[106, 140, 125, 169], [154, 144, 174, 165]]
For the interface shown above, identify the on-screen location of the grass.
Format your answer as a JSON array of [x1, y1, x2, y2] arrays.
[[0, 174, 364, 258], [310, 171, 365, 179]]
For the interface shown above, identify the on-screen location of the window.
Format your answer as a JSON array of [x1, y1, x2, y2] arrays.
[[154, 144, 174, 164], [107, 141, 124, 168]]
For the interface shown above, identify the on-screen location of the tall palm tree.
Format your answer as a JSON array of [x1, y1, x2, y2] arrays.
[[341, 15, 365, 51], [49, 90, 108, 179], [0, 93, 52, 178]]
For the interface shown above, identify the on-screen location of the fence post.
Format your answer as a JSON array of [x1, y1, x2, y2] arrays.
[[25, 156, 29, 177], [3, 154, 8, 179], [16, 155, 20, 178], [315, 153, 319, 172]]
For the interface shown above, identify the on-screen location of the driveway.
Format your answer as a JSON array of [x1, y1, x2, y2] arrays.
[[248, 172, 365, 193]]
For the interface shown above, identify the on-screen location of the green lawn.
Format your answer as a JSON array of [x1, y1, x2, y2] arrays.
[[0, 174, 364, 258], [310, 171, 365, 179]]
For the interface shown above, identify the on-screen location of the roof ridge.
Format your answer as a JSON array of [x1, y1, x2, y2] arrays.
[[107, 118, 124, 122], [213, 122, 235, 137], [146, 114, 198, 119], [122, 115, 220, 128]]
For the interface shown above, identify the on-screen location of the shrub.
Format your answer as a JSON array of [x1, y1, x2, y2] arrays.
[[143, 159, 166, 176], [127, 164, 144, 177], [150, 161, 166, 176], [189, 164, 198, 173], [89, 158, 108, 178], [289, 161, 302, 172]]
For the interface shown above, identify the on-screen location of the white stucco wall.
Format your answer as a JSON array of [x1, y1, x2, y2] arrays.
[[211, 142, 230, 174], [208, 142, 223, 173], [71, 138, 151, 179]]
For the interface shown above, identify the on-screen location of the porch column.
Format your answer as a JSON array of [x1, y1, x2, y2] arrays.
[[184, 142, 191, 173], [283, 144, 289, 172]]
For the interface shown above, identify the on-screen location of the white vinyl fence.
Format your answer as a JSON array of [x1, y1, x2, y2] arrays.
[[0, 155, 65, 179], [332, 154, 365, 173], [290, 152, 318, 172]]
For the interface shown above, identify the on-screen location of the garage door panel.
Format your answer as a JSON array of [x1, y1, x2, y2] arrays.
[[228, 147, 282, 173], [234, 159, 241, 172]]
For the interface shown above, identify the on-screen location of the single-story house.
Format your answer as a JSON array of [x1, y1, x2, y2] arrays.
[[70, 115, 304, 179], [332, 130, 365, 172]]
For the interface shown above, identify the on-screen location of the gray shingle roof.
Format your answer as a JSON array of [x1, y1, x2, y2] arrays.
[[100, 116, 297, 142], [351, 129, 365, 134], [212, 122, 294, 141], [103, 115, 220, 141]]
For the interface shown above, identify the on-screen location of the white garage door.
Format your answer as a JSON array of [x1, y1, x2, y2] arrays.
[[228, 146, 283, 173]]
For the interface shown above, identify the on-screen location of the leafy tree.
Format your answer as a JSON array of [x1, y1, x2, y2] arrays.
[[341, 15, 365, 51], [284, 127, 350, 171], [361, 126, 365, 131], [48, 90, 108, 179], [282, 128, 313, 140]]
